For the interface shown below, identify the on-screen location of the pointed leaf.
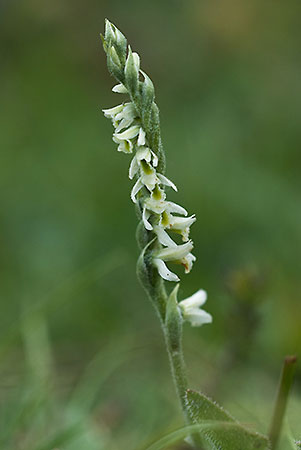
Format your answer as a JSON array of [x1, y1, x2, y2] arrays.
[[165, 285, 182, 352], [186, 389, 271, 450]]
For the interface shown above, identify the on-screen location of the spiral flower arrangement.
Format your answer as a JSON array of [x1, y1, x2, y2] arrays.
[[101, 19, 211, 328]]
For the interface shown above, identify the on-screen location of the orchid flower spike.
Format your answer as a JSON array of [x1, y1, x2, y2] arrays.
[[101, 20, 211, 326]]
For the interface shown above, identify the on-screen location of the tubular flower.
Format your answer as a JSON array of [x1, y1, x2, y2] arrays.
[[101, 19, 197, 283]]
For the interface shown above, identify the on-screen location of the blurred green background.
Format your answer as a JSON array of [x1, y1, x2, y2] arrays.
[[0, 0, 300, 448]]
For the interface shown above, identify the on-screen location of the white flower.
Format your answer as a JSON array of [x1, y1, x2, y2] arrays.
[[112, 124, 141, 154], [139, 160, 157, 191], [112, 135, 133, 153], [115, 103, 136, 121], [114, 103, 137, 132], [113, 124, 140, 141], [153, 240, 196, 273], [144, 187, 187, 217], [179, 289, 212, 327], [167, 215, 196, 241], [141, 184, 191, 240], [152, 241, 193, 282], [154, 240, 193, 262], [128, 146, 158, 180], [103, 102, 138, 133]]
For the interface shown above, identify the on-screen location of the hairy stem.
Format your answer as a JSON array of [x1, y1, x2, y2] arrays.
[[164, 324, 188, 415], [269, 355, 297, 449]]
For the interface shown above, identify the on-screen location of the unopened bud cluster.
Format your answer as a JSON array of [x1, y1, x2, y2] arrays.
[[101, 20, 211, 327]]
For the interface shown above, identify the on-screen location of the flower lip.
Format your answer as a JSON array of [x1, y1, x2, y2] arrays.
[[153, 258, 180, 282]]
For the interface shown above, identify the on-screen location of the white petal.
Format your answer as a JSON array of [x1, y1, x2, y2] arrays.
[[179, 289, 207, 309], [144, 197, 166, 214], [115, 103, 136, 121], [150, 150, 158, 167], [137, 128, 146, 146], [153, 226, 177, 247], [155, 240, 193, 262], [142, 207, 153, 230], [114, 125, 140, 140], [166, 202, 188, 216], [153, 259, 180, 282], [102, 104, 124, 118], [117, 139, 133, 154], [128, 156, 139, 179], [130, 179, 143, 203], [158, 173, 178, 192], [140, 161, 157, 191], [185, 309, 212, 327], [141, 174, 157, 192], [112, 83, 128, 93], [169, 215, 196, 230], [115, 117, 133, 133], [136, 146, 151, 162]]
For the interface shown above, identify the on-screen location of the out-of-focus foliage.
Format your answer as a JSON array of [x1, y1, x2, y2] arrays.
[[0, 0, 300, 448]]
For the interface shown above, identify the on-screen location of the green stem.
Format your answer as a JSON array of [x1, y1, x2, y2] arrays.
[[163, 324, 188, 418], [162, 321, 202, 449], [269, 355, 297, 450]]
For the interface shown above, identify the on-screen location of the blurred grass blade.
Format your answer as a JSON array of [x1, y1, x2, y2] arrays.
[[269, 356, 297, 450], [68, 337, 133, 416], [32, 423, 83, 450], [0, 250, 127, 358]]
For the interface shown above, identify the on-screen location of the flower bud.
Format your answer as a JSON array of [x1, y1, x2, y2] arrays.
[[125, 46, 139, 94], [104, 19, 116, 44]]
